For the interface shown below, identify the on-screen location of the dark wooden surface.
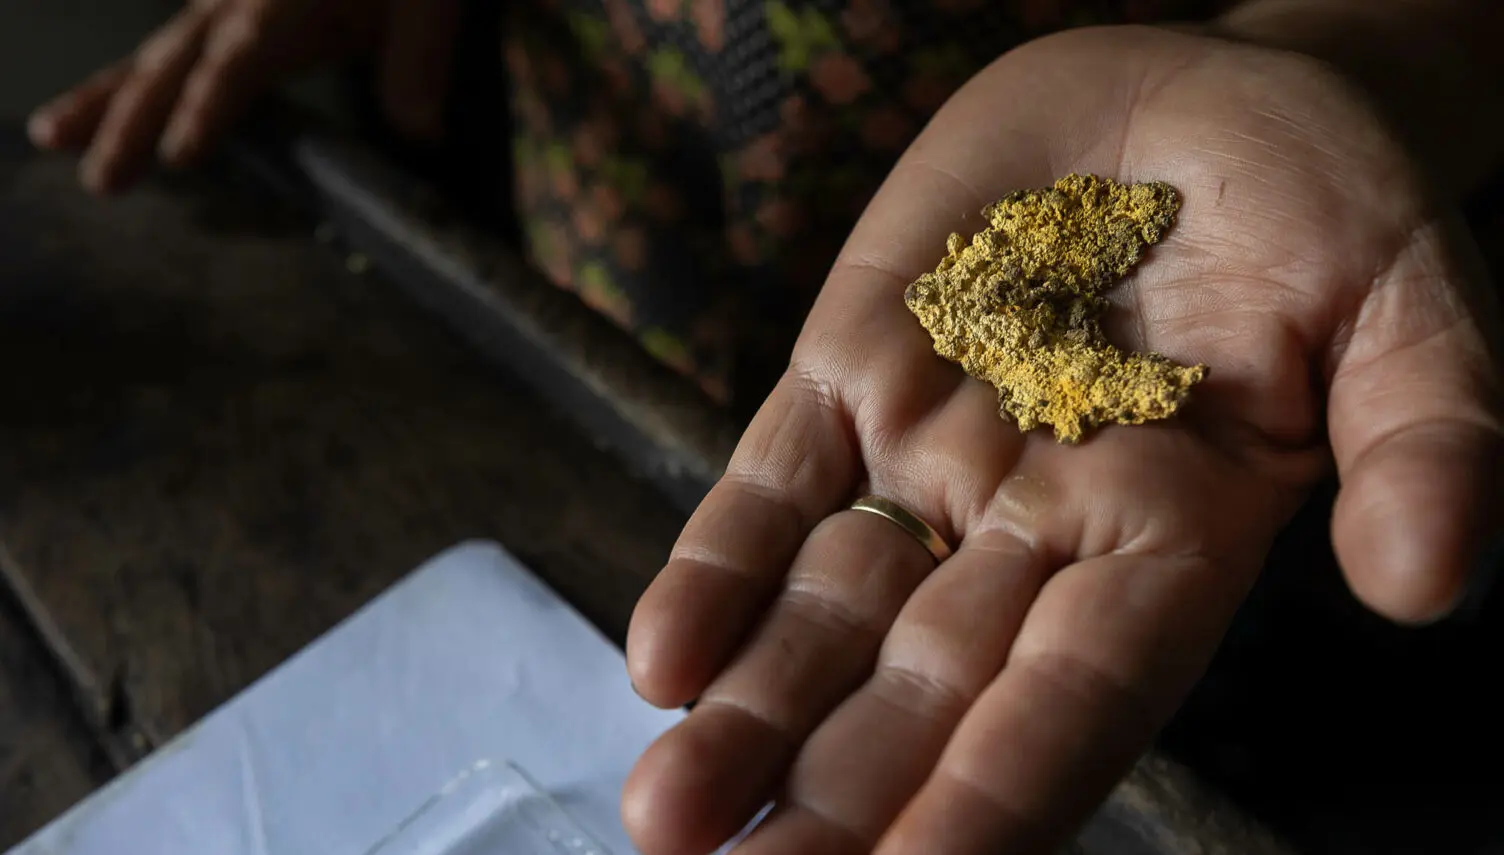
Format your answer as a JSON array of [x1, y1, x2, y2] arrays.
[[286, 133, 743, 516], [0, 586, 110, 847], [0, 141, 686, 845]]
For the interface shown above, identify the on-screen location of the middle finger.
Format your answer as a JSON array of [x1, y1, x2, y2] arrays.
[[731, 525, 1046, 853], [623, 496, 948, 855], [81, 10, 208, 193]]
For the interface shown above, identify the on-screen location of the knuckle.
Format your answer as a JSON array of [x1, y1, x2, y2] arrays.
[[871, 662, 969, 724], [1014, 649, 1156, 736], [780, 584, 876, 643], [782, 360, 844, 418]]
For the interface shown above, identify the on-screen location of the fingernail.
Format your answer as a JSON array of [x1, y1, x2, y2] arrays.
[[78, 153, 101, 190], [159, 123, 190, 164], [26, 113, 55, 146], [79, 155, 114, 195]]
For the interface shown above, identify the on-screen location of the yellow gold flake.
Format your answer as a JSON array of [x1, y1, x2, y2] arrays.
[[904, 173, 1206, 444]]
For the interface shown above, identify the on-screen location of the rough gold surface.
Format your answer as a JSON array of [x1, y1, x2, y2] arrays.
[[904, 173, 1207, 444]]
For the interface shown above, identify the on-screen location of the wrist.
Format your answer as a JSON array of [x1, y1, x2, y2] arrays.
[[1212, 0, 1504, 201]]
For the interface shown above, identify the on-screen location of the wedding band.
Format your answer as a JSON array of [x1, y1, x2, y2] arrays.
[[849, 495, 954, 564]]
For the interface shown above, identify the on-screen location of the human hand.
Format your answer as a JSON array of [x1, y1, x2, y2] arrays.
[[27, 0, 460, 194], [621, 23, 1504, 855]]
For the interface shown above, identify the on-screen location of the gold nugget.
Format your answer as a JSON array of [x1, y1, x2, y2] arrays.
[[904, 173, 1207, 444]]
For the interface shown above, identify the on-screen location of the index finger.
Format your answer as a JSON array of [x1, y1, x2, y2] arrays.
[[625, 368, 860, 708]]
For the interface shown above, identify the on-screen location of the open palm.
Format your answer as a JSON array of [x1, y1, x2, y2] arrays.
[[621, 24, 1504, 855]]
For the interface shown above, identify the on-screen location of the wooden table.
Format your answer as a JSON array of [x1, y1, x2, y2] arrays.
[[0, 581, 108, 847], [0, 136, 687, 846]]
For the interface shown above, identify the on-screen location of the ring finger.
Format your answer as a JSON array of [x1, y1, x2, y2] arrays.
[[622, 495, 951, 855]]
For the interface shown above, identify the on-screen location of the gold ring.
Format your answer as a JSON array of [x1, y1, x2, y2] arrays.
[[849, 495, 954, 564]]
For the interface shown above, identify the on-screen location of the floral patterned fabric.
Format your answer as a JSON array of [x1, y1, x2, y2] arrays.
[[502, 0, 1229, 409]]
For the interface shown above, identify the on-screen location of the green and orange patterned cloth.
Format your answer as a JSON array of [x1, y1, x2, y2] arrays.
[[501, 0, 1231, 409]]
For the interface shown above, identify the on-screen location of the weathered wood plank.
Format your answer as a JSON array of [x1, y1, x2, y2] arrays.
[[0, 145, 685, 748], [0, 588, 110, 849]]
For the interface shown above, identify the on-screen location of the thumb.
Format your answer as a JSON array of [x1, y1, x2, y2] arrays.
[[1328, 214, 1504, 624]]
